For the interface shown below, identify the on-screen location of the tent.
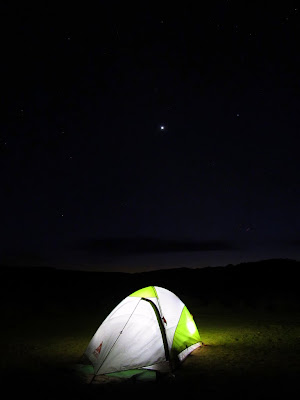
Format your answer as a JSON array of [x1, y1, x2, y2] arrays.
[[83, 286, 202, 380]]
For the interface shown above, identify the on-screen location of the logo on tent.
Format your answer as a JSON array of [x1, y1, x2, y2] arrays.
[[93, 342, 103, 357]]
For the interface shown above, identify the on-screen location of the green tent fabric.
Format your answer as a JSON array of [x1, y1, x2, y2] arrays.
[[83, 286, 201, 378]]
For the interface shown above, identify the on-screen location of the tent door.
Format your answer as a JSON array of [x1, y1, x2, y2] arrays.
[[141, 297, 170, 363]]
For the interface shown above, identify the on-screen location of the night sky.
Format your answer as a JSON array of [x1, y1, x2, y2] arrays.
[[1, 2, 299, 272]]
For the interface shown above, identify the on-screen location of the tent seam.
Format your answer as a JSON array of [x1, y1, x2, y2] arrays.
[[94, 298, 142, 376]]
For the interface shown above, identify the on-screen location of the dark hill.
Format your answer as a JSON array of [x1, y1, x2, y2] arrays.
[[0, 258, 299, 312]]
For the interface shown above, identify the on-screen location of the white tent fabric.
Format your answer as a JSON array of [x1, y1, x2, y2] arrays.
[[84, 286, 201, 375], [155, 286, 184, 350]]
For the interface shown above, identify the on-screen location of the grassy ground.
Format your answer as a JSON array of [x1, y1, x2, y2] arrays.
[[177, 307, 300, 398], [1, 295, 299, 399]]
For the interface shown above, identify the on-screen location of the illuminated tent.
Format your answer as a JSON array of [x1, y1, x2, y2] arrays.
[[83, 286, 201, 380]]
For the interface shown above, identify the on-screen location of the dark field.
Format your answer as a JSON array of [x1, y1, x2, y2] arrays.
[[1, 259, 299, 399]]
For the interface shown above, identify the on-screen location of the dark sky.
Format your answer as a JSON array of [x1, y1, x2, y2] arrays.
[[1, 2, 299, 271]]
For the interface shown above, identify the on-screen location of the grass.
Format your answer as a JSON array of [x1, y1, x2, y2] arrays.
[[183, 308, 299, 373], [2, 296, 299, 399]]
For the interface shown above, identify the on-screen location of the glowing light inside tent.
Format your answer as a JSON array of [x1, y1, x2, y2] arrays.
[[187, 320, 196, 334]]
